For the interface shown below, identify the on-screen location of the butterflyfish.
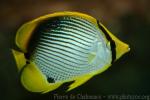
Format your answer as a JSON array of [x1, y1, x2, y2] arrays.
[[12, 11, 130, 93]]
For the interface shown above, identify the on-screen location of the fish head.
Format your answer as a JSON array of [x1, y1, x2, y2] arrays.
[[113, 38, 130, 60], [98, 23, 130, 61]]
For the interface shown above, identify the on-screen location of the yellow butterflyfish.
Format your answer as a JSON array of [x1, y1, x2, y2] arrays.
[[12, 11, 130, 93]]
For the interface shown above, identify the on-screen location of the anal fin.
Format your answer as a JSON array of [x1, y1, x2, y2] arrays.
[[21, 62, 63, 93], [67, 74, 93, 92]]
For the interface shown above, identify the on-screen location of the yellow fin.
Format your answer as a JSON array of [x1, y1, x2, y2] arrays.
[[16, 22, 37, 52], [31, 11, 97, 26], [67, 63, 112, 91], [67, 74, 93, 92], [12, 49, 26, 71], [21, 62, 63, 93]]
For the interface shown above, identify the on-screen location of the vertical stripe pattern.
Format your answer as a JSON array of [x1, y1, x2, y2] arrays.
[[30, 16, 111, 82]]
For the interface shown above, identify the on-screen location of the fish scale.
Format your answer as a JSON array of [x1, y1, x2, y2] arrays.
[[30, 16, 111, 82]]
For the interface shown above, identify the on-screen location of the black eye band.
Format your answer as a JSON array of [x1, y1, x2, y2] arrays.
[[97, 20, 116, 64]]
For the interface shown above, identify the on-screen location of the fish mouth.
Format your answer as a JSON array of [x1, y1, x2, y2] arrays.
[[125, 45, 130, 53], [127, 47, 130, 52], [115, 42, 130, 60]]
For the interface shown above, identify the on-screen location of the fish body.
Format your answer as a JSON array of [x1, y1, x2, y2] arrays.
[[12, 12, 130, 93]]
